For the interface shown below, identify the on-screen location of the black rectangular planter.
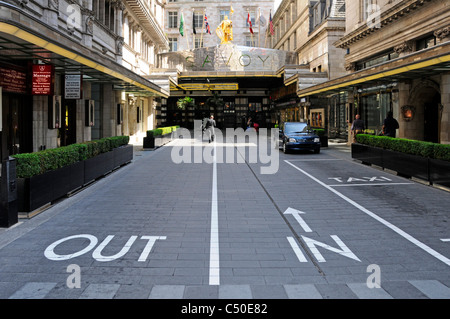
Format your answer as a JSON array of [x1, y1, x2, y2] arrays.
[[351, 143, 383, 167], [352, 143, 450, 187], [113, 144, 133, 168], [17, 161, 84, 212], [84, 151, 114, 185], [382, 149, 429, 181], [430, 159, 450, 188], [143, 133, 173, 149]]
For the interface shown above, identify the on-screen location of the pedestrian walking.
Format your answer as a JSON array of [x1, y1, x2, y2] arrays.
[[382, 111, 399, 138], [351, 114, 365, 143], [204, 115, 216, 143]]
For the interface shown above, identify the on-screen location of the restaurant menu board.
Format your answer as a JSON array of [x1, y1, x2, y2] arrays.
[[0, 66, 27, 94], [32, 64, 53, 95]]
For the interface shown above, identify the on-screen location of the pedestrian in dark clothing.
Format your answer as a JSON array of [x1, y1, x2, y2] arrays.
[[351, 114, 365, 143], [382, 111, 399, 138], [204, 115, 216, 143]]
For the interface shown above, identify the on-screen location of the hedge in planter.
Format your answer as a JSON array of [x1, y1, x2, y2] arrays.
[[13, 136, 130, 178], [355, 134, 450, 162], [354, 134, 450, 187], [143, 126, 180, 148], [12, 136, 131, 212]]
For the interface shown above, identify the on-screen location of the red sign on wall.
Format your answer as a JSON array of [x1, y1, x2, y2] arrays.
[[32, 64, 53, 95], [0, 66, 27, 94]]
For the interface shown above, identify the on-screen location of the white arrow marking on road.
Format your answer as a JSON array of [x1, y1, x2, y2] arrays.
[[284, 207, 312, 233]]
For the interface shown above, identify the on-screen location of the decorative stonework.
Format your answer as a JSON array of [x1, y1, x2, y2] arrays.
[[85, 14, 94, 35], [116, 37, 124, 55], [394, 41, 413, 54], [345, 62, 356, 72], [434, 26, 450, 41], [48, 0, 58, 11]]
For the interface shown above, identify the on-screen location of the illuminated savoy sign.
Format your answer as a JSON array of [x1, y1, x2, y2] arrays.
[[183, 44, 296, 72]]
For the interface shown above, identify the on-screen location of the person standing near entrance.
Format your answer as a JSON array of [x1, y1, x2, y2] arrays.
[[382, 111, 399, 138], [351, 114, 365, 143]]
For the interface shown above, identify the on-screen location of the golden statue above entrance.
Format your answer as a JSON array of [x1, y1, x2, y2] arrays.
[[216, 15, 233, 44]]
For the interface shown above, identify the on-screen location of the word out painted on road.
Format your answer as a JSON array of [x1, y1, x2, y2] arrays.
[[284, 207, 360, 263], [44, 234, 166, 262]]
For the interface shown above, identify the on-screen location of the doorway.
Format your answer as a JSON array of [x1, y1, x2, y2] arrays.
[[423, 92, 440, 143], [1, 93, 32, 157], [60, 99, 77, 146]]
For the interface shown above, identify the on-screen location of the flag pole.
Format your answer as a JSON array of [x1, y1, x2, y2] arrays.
[[201, 9, 205, 48], [258, 8, 261, 48], [192, 9, 195, 49]]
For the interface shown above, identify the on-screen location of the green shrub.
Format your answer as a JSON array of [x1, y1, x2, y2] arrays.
[[355, 134, 450, 162], [12, 153, 41, 178], [13, 136, 130, 178], [313, 129, 325, 137], [434, 144, 450, 161]]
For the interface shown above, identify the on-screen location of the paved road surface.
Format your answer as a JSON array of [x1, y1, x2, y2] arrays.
[[0, 131, 449, 303]]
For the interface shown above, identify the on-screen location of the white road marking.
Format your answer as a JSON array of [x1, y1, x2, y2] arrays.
[[287, 237, 308, 263], [285, 160, 450, 267], [284, 207, 312, 232], [328, 183, 414, 187], [209, 139, 220, 285]]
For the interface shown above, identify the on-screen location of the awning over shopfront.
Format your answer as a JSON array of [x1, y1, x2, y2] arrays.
[[0, 15, 168, 98], [297, 41, 450, 98]]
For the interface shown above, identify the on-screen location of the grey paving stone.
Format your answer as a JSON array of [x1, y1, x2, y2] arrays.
[[284, 284, 323, 299], [219, 285, 252, 299], [78, 283, 120, 299], [347, 283, 393, 299], [149, 285, 185, 299], [381, 281, 428, 299], [9, 282, 57, 299], [315, 283, 358, 299], [184, 285, 219, 299], [409, 280, 450, 299]]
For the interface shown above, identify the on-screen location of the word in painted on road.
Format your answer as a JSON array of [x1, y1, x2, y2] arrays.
[[44, 234, 166, 262], [285, 207, 360, 263], [328, 176, 392, 183]]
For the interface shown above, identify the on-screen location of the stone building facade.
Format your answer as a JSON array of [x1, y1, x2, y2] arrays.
[[298, 0, 450, 144], [0, 0, 168, 159], [268, 0, 347, 132], [164, 0, 275, 51]]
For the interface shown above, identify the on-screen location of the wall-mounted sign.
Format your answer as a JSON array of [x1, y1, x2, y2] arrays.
[[32, 64, 53, 95], [0, 66, 27, 94], [64, 74, 82, 99]]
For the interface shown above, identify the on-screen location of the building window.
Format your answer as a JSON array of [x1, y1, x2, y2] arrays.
[[169, 0, 177, 2], [93, 0, 116, 32], [245, 36, 254, 47], [361, 0, 378, 22], [168, 11, 178, 28], [220, 10, 230, 22], [169, 37, 178, 52], [194, 12, 203, 29], [355, 50, 399, 70], [194, 36, 203, 49], [416, 35, 436, 51]]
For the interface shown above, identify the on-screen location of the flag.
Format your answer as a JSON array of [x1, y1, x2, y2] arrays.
[[204, 14, 211, 34], [179, 12, 184, 36], [230, 5, 234, 15], [247, 12, 253, 34], [257, 13, 266, 27], [269, 12, 274, 36], [193, 12, 196, 34]]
